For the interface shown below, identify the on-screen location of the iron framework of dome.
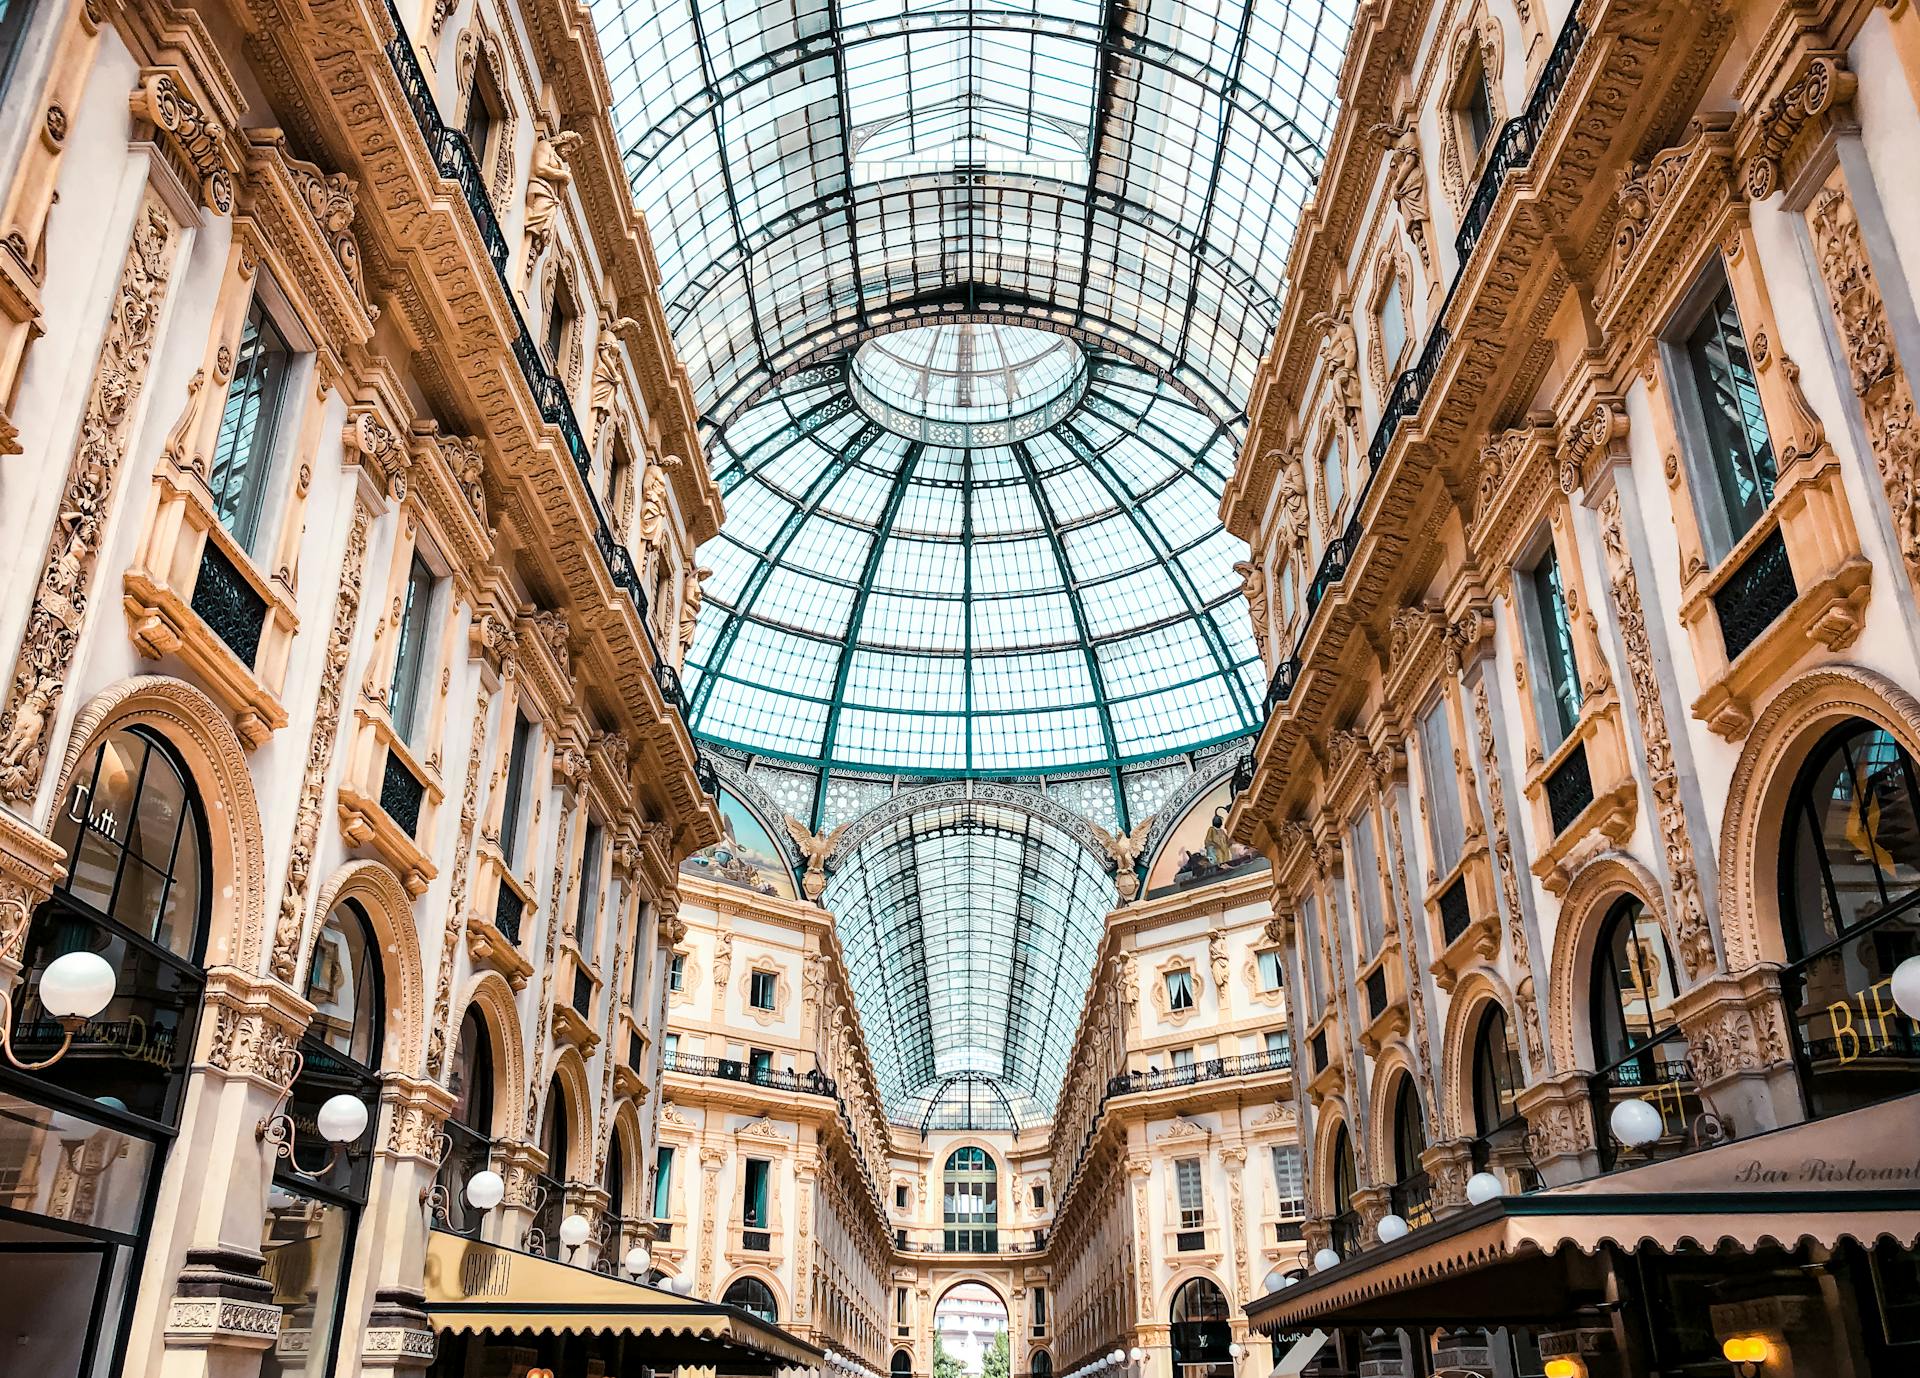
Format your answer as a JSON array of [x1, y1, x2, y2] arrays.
[[594, 0, 1355, 1122]]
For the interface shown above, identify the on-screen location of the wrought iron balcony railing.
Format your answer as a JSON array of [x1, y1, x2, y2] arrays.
[[1105, 1047, 1292, 1099], [1261, 7, 1589, 720], [661, 1050, 838, 1097], [377, 1, 717, 794]]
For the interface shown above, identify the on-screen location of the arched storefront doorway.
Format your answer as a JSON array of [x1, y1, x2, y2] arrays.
[[933, 1281, 1008, 1376], [1169, 1276, 1233, 1378], [435, 1005, 496, 1238], [1778, 719, 1920, 1116], [2, 726, 214, 1376], [723, 1274, 779, 1324]]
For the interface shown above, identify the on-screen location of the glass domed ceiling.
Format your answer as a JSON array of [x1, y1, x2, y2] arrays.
[[683, 332, 1265, 779]]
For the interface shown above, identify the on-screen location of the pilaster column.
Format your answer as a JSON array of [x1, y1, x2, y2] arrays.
[[351, 1074, 455, 1376], [138, 967, 312, 1378], [1417, 1139, 1474, 1217], [1538, 1321, 1626, 1378], [493, 1138, 545, 1248], [1429, 1329, 1492, 1377], [1348, 1184, 1391, 1243], [0, 807, 63, 991], [1515, 1072, 1599, 1185], [1670, 965, 1799, 1138], [1358, 1329, 1409, 1378]]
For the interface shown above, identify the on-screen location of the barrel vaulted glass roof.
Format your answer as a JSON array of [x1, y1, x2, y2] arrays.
[[821, 799, 1110, 1123]]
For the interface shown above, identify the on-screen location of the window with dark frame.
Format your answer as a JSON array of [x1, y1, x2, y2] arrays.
[[208, 297, 295, 554], [387, 553, 437, 743], [575, 817, 603, 956], [498, 712, 535, 867], [749, 968, 777, 1010], [1165, 968, 1195, 1012], [1526, 540, 1582, 745], [1675, 266, 1777, 557]]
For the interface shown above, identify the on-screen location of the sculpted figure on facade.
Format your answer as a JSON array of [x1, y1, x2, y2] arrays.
[[1310, 309, 1363, 424], [637, 453, 682, 560], [1234, 558, 1269, 653], [783, 817, 848, 901], [1089, 816, 1153, 903], [522, 127, 581, 274], [678, 564, 711, 664]]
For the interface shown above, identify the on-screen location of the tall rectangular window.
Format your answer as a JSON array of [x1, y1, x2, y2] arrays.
[[1320, 434, 1344, 527], [387, 554, 437, 742], [575, 818, 603, 954], [1266, 1029, 1291, 1061], [662, 1032, 678, 1058], [1257, 949, 1285, 991], [1678, 270, 1777, 556], [462, 72, 497, 169], [498, 712, 535, 866], [1165, 969, 1195, 1012], [1527, 542, 1582, 744], [1349, 812, 1385, 955], [1378, 276, 1407, 371], [748, 1047, 772, 1080], [1172, 1046, 1195, 1070], [1461, 56, 1496, 156], [668, 953, 685, 992], [742, 1158, 770, 1229], [1418, 696, 1465, 876], [897, 1287, 909, 1325], [1270, 1145, 1305, 1217], [1299, 893, 1322, 1008], [208, 298, 294, 553], [1032, 1286, 1047, 1334], [652, 1145, 674, 1219], [749, 970, 776, 1010], [1, 0, 39, 109], [1175, 1158, 1205, 1229]]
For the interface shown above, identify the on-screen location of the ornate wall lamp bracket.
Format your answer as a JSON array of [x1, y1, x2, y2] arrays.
[[254, 1048, 372, 1183], [0, 950, 117, 1071]]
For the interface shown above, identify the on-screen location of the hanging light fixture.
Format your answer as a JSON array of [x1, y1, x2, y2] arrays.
[[0, 951, 117, 1070]]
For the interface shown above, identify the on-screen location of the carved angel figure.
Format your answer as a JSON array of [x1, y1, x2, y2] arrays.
[[1311, 310, 1363, 422], [637, 453, 683, 556], [677, 564, 711, 665], [1088, 816, 1154, 903], [783, 817, 849, 901], [1233, 558, 1268, 650]]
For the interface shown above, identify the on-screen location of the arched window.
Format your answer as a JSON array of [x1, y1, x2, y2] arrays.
[[723, 1276, 779, 1324], [1588, 897, 1696, 1169], [598, 1130, 628, 1272], [263, 899, 385, 1378], [1031, 1351, 1052, 1378], [1469, 1003, 1530, 1185], [1169, 1277, 1232, 1378], [436, 1006, 495, 1238], [1389, 1076, 1431, 1227], [943, 1146, 998, 1252], [892, 1351, 914, 1378], [1780, 720, 1920, 1116], [1328, 1124, 1359, 1256], [6, 727, 212, 1376], [531, 1075, 572, 1257]]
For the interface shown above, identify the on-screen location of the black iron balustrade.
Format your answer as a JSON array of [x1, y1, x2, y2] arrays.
[[661, 1050, 838, 1098], [379, 751, 427, 837], [571, 967, 593, 1019], [1104, 1047, 1292, 1099], [898, 1236, 1044, 1255], [1263, 657, 1300, 716], [654, 660, 686, 712], [1544, 740, 1595, 836], [191, 543, 268, 669], [493, 884, 525, 945], [1437, 874, 1473, 947], [1714, 526, 1796, 662], [1230, 752, 1254, 798], [1455, 11, 1589, 263], [1364, 967, 1389, 1023], [1587, 1027, 1706, 1172], [375, 2, 720, 792], [1262, 6, 1588, 719]]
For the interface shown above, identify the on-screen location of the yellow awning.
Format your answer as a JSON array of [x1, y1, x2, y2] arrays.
[[1247, 1094, 1920, 1333], [424, 1231, 824, 1368]]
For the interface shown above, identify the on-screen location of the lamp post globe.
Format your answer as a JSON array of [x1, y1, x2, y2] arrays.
[[315, 1094, 369, 1146], [38, 950, 117, 1020], [1609, 1096, 1663, 1149], [1465, 1171, 1503, 1206]]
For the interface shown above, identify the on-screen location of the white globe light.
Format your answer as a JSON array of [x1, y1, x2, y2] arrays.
[[1110, 1352, 1125, 1365], [1130, 1349, 1145, 1363], [559, 1212, 591, 1248], [625, 1245, 652, 1277], [1263, 1269, 1288, 1294], [1376, 1213, 1409, 1243], [1610, 1096, 1664, 1149], [39, 950, 116, 1020], [1465, 1171, 1503, 1206], [464, 1169, 505, 1211], [266, 1187, 297, 1212], [1312, 1247, 1341, 1272], [315, 1094, 369, 1145], [1892, 956, 1920, 1022], [1229, 1344, 1245, 1359], [1279, 1274, 1298, 1289], [674, 1274, 694, 1295]]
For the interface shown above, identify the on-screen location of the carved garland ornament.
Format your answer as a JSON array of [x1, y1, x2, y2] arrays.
[[1595, 491, 1717, 980], [1373, 752, 1439, 1132], [1808, 182, 1920, 593], [428, 689, 492, 1078], [269, 502, 373, 981], [0, 195, 177, 804], [1467, 681, 1546, 1073]]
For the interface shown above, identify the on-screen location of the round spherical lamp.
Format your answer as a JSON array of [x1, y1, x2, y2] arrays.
[[1129, 1349, 1145, 1363], [1263, 1268, 1288, 1293], [38, 951, 117, 1021], [1376, 1213, 1409, 1243], [559, 1213, 591, 1250], [1609, 1096, 1663, 1149], [625, 1245, 652, 1279], [1464, 1171, 1503, 1206], [1312, 1247, 1341, 1272], [1892, 955, 1920, 1022], [1228, 1343, 1244, 1359], [464, 1169, 505, 1212], [1110, 1351, 1125, 1366], [315, 1094, 370, 1145]]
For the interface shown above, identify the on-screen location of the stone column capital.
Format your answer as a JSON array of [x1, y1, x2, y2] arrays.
[[0, 808, 64, 984]]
